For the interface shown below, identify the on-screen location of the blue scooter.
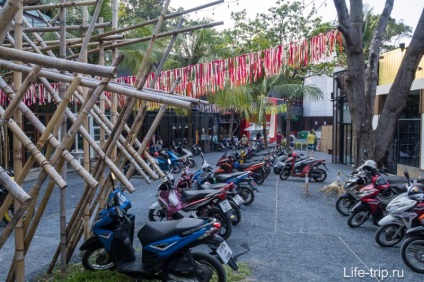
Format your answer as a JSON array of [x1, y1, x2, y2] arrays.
[[79, 173, 241, 280], [151, 149, 181, 174]]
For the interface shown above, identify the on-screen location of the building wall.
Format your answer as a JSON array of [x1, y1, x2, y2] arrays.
[[303, 75, 333, 117]]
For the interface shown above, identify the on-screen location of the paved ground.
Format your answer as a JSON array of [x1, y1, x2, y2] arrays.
[[0, 150, 422, 281]]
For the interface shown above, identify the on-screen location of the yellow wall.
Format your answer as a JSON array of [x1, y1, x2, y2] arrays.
[[379, 48, 424, 85]]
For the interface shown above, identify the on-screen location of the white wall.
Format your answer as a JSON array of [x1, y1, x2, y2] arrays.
[[303, 75, 333, 117]]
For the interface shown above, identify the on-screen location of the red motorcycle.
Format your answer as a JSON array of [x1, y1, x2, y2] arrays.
[[347, 174, 404, 227], [279, 154, 328, 182], [215, 152, 267, 185]]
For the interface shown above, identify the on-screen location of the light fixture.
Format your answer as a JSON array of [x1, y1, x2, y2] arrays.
[[185, 124, 188, 129], [172, 125, 176, 130], [178, 124, 181, 129], [400, 43, 406, 52]]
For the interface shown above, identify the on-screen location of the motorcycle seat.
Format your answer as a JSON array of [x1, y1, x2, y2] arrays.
[[199, 182, 228, 190], [296, 159, 316, 166], [390, 185, 407, 193], [180, 189, 221, 202], [139, 217, 205, 245], [237, 163, 260, 170], [215, 172, 247, 182]]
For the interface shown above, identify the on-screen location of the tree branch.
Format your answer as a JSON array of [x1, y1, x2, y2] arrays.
[[333, 0, 353, 46]]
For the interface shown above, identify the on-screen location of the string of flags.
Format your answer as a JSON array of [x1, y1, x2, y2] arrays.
[[0, 30, 342, 108]]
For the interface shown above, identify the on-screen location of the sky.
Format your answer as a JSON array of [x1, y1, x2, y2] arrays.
[[171, 0, 423, 44]]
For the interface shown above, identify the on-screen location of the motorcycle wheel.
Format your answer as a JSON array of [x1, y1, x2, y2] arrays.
[[279, 168, 290, 180], [347, 210, 370, 228], [191, 252, 227, 282], [312, 168, 327, 182], [188, 158, 196, 169], [148, 208, 167, 221], [81, 246, 115, 271], [229, 200, 242, 226], [171, 164, 182, 174], [273, 167, 281, 174], [335, 197, 356, 216], [205, 208, 232, 240], [401, 236, 424, 273], [238, 186, 255, 206], [375, 224, 405, 247], [252, 173, 265, 185]]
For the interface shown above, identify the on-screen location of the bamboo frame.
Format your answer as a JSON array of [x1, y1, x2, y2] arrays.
[[0, 0, 21, 44], [23, 0, 98, 11]]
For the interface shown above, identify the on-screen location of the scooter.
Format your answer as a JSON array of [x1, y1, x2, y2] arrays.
[[154, 149, 182, 174], [273, 152, 306, 174], [192, 143, 202, 156], [80, 176, 240, 279], [148, 173, 235, 239], [400, 219, 424, 273], [172, 141, 196, 168], [374, 170, 424, 247], [347, 174, 405, 227], [279, 156, 328, 182]]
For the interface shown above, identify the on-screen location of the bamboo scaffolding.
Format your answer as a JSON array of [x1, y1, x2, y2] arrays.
[[39, 0, 224, 52], [66, 21, 224, 59], [110, 0, 118, 163], [0, 78, 98, 187], [125, 18, 184, 179], [20, 22, 111, 33], [23, 0, 97, 11], [0, 60, 193, 108], [0, 0, 21, 44], [0, 47, 117, 78]]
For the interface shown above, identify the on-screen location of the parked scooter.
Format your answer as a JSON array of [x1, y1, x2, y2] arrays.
[[347, 173, 406, 228], [172, 141, 196, 168], [279, 154, 328, 182], [192, 143, 202, 156], [148, 173, 235, 239], [374, 170, 424, 247], [273, 152, 306, 174], [80, 174, 239, 280], [400, 218, 424, 273], [154, 149, 182, 174]]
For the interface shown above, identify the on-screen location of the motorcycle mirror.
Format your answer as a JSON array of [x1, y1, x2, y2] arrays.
[[167, 158, 171, 165], [404, 169, 410, 183], [115, 206, 124, 218]]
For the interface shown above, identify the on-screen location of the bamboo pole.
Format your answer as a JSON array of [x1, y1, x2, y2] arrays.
[[66, 21, 224, 59], [98, 17, 106, 210], [0, 60, 193, 108], [0, 47, 117, 78], [13, 5, 25, 281], [110, 0, 118, 163], [0, 0, 21, 44], [40, 0, 224, 52], [0, 167, 31, 206], [21, 22, 111, 33], [23, 0, 97, 10]]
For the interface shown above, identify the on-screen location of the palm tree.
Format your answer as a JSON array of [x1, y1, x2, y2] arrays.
[[252, 70, 323, 149], [207, 85, 254, 138]]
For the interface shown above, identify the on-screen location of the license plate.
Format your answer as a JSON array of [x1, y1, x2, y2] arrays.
[[250, 180, 257, 188], [216, 240, 233, 264], [233, 195, 244, 206], [219, 199, 232, 212]]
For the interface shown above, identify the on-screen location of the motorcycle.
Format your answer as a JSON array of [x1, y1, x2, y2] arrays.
[[375, 170, 424, 247], [215, 152, 267, 185], [211, 140, 227, 152], [400, 219, 424, 273], [148, 173, 235, 239], [0, 169, 15, 224], [347, 173, 406, 228], [154, 149, 182, 174], [273, 152, 306, 174], [336, 161, 381, 216], [80, 175, 239, 280], [172, 141, 196, 168], [279, 155, 328, 182]]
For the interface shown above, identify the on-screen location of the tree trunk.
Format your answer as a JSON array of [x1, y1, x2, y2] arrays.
[[228, 110, 234, 138], [285, 99, 292, 147]]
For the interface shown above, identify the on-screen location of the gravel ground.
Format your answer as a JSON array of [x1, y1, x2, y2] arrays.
[[0, 149, 422, 281]]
